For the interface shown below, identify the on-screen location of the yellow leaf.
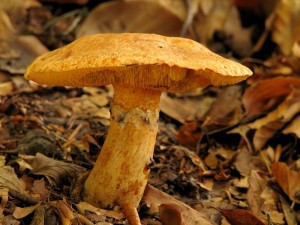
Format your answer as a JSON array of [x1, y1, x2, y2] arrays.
[[268, 0, 300, 55]]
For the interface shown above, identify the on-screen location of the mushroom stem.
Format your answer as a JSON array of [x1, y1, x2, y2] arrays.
[[84, 85, 161, 208]]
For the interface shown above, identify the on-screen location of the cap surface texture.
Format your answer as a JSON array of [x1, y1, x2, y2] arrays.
[[25, 33, 252, 92]]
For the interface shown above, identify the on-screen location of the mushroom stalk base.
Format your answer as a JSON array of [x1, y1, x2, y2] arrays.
[[84, 86, 161, 208]]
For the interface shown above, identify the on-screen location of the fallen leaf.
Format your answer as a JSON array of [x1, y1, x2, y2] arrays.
[[160, 93, 213, 124], [204, 148, 236, 169], [13, 203, 41, 219], [218, 208, 265, 225], [76, 0, 187, 38], [267, 0, 300, 55], [194, 0, 253, 56], [245, 169, 288, 224], [271, 161, 300, 203], [0, 155, 27, 194], [252, 120, 284, 150], [51, 199, 76, 224], [76, 201, 124, 220], [143, 184, 213, 225], [31, 179, 50, 202], [29, 153, 86, 186], [279, 195, 298, 225], [177, 122, 202, 149], [242, 76, 300, 118], [246, 170, 267, 219], [201, 86, 244, 134], [283, 115, 300, 138]]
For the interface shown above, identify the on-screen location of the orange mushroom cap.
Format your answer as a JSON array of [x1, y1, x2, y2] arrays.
[[25, 33, 252, 92]]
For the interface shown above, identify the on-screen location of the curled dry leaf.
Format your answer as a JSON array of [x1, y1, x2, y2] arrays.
[[143, 184, 213, 225], [201, 86, 244, 134], [217, 208, 265, 225], [76, 202, 124, 220], [13, 203, 41, 219], [0, 155, 27, 195], [252, 120, 284, 150], [267, 0, 300, 55], [271, 161, 300, 203], [283, 115, 300, 139], [177, 122, 202, 149], [242, 76, 300, 118], [29, 153, 86, 186], [76, 0, 187, 38], [245, 86, 300, 150], [194, 0, 253, 56]]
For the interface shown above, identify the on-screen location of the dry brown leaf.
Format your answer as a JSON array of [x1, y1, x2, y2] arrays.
[[51, 199, 76, 224], [76, 0, 187, 38], [247, 86, 300, 130], [242, 76, 300, 117], [234, 148, 253, 176], [194, 0, 252, 56], [143, 184, 213, 225], [0, 155, 27, 195], [0, 35, 48, 74], [253, 120, 284, 150], [13, 203, 41, 219], [283, 115, 300, 138], [204, 148, 236, 169], [246, 170, 284, 224], [279, 195, 298, 225], [271, 161, 300, 203], [201, 86, 243, 133], [29, 153, 86, 186], [177, 122, 202, 149], [246, 170, 267, 220], [267, 0, 300, 55], [31, 179, 50, 203], [217, 208, 265, 225], [160, 93, 213, 124], [76, 201, 124, 220], [42, 0, 89, 4]]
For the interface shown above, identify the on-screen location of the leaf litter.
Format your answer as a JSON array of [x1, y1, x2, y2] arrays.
[[0, 0, 300, 224]]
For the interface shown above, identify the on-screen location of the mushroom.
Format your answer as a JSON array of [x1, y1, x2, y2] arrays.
[[25, 33, 252, 224]]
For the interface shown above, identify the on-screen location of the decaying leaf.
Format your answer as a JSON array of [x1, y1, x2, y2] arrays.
[[218, 208, 265, 225], [160, 93, 213, 124], [0, 155, 27, 195], [242, 76, 300, 118], [31, 179, 50, 203], [13, 203, 41, 219], [76, 201, 124, 220], [194, 0, 253, 56], [143, 184, 213, 225], [245, 170, 284, 224], [51, 199, 76, 224], [283, 115, 300, 139], [29, 153, 86, 186], [271, 161, 300, 203], [252, 120, 285, 150], [76, 0, 187, 38], [201, 86, 244, 134], [204, 148, 236, 169], [177, 122, 202, 149], [267, 0, 300, 55]]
